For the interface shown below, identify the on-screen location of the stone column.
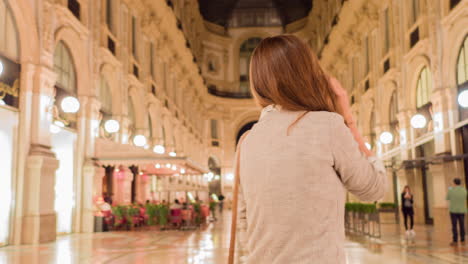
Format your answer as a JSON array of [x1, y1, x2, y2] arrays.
[[74, 96, 101, 233], [429, 86, 458, 235], [22, 66, 59, 244]]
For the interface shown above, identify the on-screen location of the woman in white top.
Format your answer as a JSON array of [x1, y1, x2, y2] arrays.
[[235, 35, 387, 264]]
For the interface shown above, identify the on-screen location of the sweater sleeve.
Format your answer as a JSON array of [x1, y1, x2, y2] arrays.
[[331, 114, 387, 202]]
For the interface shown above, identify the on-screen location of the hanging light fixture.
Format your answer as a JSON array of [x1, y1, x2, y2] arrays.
[[410, 114, 427, 129], [133, 134, 147, 147], [104, 119, 120, 133], [153, 144, 165, 154], [214, 175, 220, 180], [155, 163, 161, 169], [172, 165, 177, 171], [180, 168, 186, 174], [458, 90, 468, 108], [169, 151, 177, 157], [166, 163, 171, 168], [61, 96, 80, 113], [0, 99, 5, 106], [379, 131, 393, 145]]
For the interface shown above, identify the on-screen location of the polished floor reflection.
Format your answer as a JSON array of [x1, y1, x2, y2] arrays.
[[0, 211, 467, 264]]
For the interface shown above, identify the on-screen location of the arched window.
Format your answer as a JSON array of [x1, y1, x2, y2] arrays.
[[389, 92, 399, 146], [54, 41, 76, 94], [0, 0, 19, 61], [99, 76, 112, 114], [416, 67, 432, 108], [457, 36, 468, 86], [239, 37, 261, 95]]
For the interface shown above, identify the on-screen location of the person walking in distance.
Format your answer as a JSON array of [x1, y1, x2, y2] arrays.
[[446, 178, 467, 246], [401, 186, 415, 238]]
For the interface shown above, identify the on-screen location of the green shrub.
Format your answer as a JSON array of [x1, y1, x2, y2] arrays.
[[146, 204, 157, 225], [379, 202, 396, 209], [345, 202, 377, 213], [157, 204, 169, 226]]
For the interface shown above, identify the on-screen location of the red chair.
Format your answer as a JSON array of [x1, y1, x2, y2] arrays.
[[170, 209, 182, 228]]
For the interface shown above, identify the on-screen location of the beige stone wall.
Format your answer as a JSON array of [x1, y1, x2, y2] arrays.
[[314, 0, 468, 232]]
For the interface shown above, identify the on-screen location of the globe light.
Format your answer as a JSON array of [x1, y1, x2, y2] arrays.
[[155, 163, 161, 169], [379, 131, 393, 145], [180, 168, 186, 174], [226, 173, 234, 180], [169, 151, 177, 157], [104, 119, 120, 133], [410, 114, 427, 129], [214, 175, 220, 180], [61, 96, 80, 113], [133, 134, 147, 147], [458, 90, 468, 108], [172, 165, 177, 171], [0, 60, 4, 76], [0, 99, 5, 106], [364, 142, 371, 150], [153, 145, 165, 154]]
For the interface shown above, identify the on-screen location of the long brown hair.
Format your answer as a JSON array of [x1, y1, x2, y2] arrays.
[[250, 34, 338, 112]]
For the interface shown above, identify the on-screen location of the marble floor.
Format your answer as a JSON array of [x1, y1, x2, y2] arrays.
[[0, 212, 467, 264]]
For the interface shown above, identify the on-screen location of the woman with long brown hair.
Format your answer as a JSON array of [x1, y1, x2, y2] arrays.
[[233, 35, 387, 263]]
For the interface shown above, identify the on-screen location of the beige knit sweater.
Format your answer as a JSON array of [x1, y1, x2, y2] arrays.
[[237, 106, 387, 264]]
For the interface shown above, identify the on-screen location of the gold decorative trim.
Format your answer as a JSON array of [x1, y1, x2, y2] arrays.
[[0, 79, 19, 100]]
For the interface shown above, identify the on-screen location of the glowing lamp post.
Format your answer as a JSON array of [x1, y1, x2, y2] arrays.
[[153, 145, 165, 154], [458, 90, 468, 108], [410, 114, 427, 129], [104, 119, 120, 133], [133, 134, 147, 147], [379, 131, 393, 145], [61, 96, 80, 113]]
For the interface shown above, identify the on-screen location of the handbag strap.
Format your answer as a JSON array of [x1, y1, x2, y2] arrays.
[[228, 131, 250, 264]]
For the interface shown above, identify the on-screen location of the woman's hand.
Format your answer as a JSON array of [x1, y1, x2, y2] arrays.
[[329, 77, 354, 126]]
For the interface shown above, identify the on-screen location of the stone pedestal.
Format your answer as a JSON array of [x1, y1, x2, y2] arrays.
[[22, 145, 59, 244]]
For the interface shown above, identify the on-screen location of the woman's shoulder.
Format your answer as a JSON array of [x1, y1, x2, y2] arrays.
[[302, 111, 345, 127]]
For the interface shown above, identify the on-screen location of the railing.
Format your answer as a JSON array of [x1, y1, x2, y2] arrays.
[[345, 203, 381, 238]]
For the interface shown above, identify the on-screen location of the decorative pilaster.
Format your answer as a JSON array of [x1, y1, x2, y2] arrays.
[[22, 65, 59, 244]]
